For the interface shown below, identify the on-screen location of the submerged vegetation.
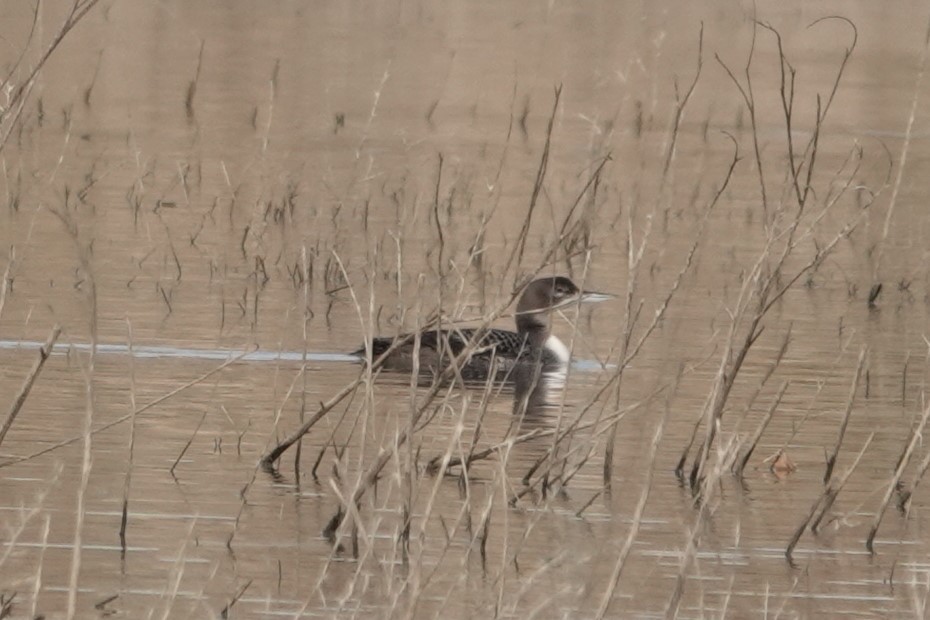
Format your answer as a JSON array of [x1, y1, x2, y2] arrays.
[[2, 3, 930, 617]]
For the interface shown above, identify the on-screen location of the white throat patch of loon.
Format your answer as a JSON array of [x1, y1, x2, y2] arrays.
[[545, 335, 570, 363]]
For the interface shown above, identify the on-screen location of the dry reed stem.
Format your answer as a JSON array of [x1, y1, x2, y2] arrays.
[[0, 477, 60, 615], [185, 40, 205, 120], [264, 348, 307, 448], [119, 319, 138, 553], [488, 491, 553, 595], [294, 245, 315, 483], [902, 351, 910, 406], [0, 466, 58, 570], [396, 400, 469, 617], [605, 112, 673, 483], [727, 327, 792, 476], [30, 514, 51, 618], [595, 376, 675, 618], [520, 385, 664, 488], [219, 579, 252, 618], [328, 375, 459, 548], [866, 401, 930, 553], [458, 367, 502, 474], [811, 432, 874, 533], [505, 555, 568, 617], [0, 325, 61, 447], [0, 247, 13, 321], [159, 518, 197, 620], [776, 329, 857, 454], [227, 355, 313, 547], [260, 59, 278, 154], [535, 257, 593, 492], [52, 194, 100, 620], [823, 346, 867, 484], [688, 258, 761, 485], [0, 2, 40, 91], [660, 24, 704, 181], [258, 314, 440, 468], [758, 19, 856, 214], [502, 85, 561, 278], [169, 410, 207, 477], [665, 425, 735, 618], [715, 17, 772, 217], [733, 380, 789, 478], [528, 391, 665, 502], [429, 425, 552, 473], [897, 435, 930, 513], [354, 65, 391, 161], [516, 387, 666, 503], [873, 12, 930, 285], [909, 573, 930, 618], [0, 591, 13, 617], [786, 432, 874, 561], [605, 131, 736, 487], [264, 255, 428, 471], [432, 153, 446, 281]]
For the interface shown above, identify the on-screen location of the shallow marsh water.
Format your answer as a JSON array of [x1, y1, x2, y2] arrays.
[[2, 1, 930, 618]]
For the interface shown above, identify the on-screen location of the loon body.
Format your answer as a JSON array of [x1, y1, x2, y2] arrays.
[[353, 276, 611, 379]]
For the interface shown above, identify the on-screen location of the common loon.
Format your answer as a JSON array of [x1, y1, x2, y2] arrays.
[[353, 276, 612, 379]]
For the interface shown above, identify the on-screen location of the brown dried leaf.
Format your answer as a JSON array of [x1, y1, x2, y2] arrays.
[[765, 449, 797, 479]]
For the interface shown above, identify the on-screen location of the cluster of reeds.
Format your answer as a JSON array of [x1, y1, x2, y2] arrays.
[[5, 8, 930, 617]]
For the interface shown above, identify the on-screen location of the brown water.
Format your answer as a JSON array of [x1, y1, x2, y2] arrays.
[[2, 0, 930, 617]]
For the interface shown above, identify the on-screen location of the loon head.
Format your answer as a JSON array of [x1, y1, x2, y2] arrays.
[[515, 276, 613, 316]]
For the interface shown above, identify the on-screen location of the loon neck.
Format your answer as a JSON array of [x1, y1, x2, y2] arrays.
[[516, 312, 551, 349]]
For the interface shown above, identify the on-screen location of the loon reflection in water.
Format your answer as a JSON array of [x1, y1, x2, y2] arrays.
[[351, 277, 613, 381]]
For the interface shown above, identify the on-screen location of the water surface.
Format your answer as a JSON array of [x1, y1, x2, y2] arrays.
[[2, 1, 930, 618]]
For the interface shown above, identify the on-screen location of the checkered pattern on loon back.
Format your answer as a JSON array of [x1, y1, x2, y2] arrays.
[[366, 327, 534, 359]]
